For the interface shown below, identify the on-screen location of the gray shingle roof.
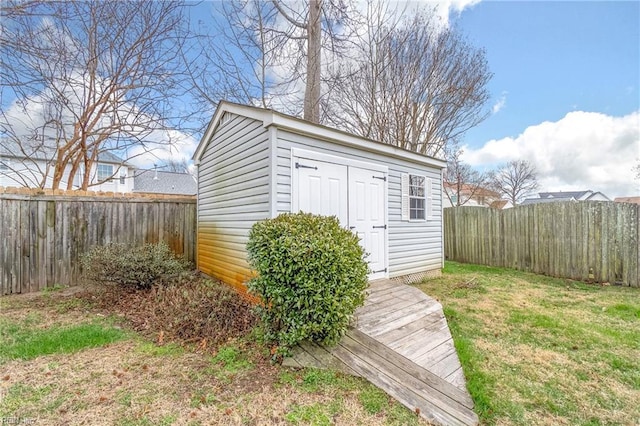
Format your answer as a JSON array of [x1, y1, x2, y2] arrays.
[[538, 191, 590, 200], [133, 170, 196, 195], [521, 197, 574, 205]]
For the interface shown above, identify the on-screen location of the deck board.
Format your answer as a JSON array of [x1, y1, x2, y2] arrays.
[[285, 279, 478, 426]]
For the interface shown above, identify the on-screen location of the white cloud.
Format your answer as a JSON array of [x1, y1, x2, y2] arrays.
[[124, 129, 199, 169], [491, 91, 507, 114], [461, 110, 640, 199]]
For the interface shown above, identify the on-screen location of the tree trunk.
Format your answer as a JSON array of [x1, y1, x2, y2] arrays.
[[304, 0, 321, 123]]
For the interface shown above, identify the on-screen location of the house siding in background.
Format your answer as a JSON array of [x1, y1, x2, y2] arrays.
[[0, 153, 133, 193]]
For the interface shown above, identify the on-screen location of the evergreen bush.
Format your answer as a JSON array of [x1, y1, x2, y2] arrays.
[[246, 213, 369, 354]]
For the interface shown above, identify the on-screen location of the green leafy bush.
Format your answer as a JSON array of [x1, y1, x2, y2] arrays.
[[81, 241, 190, 290], [246, 213, 369, 353]]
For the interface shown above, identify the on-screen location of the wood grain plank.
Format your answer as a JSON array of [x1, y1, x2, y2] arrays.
[[357, 293, 430, 318], [339, 330, 477, 421], [359, 300, 442, 337], [374, 310, 443, 345], [334, 340, 472, 425], [298, 341, 360, 377]]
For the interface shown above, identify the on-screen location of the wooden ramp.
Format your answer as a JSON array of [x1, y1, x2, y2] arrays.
[[283, 279, 478, 426]]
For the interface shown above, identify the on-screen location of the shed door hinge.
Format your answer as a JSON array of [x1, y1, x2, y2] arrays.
[[295, 162, 317, 170], [372, 225, 387, 229], [372, 175, 386, 181], [372, 268, 387, 274]]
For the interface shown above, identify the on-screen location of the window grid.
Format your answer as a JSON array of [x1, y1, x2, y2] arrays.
[[409, 174, 426, 220], [97, 164, 113, 182]]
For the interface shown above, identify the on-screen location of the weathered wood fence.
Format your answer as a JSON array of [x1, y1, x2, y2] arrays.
[[1, 193, 196, 294], [444, 202, 640, 287]]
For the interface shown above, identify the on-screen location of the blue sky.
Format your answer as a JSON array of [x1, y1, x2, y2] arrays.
[[3, 1, 637, 197], [455, 1, 639, 148], [439, 0, 639, 198], [188, 0, 639, 197]]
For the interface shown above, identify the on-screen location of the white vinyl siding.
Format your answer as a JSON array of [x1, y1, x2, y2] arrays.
[[197, 114, 270, 288], [275, 129, 443, 276]]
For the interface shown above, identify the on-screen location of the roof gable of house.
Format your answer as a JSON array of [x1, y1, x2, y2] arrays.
[[538, 191, 591, 200], [193, 101, 447, 169]]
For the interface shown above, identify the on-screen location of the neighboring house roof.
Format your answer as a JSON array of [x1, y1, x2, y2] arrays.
[[97, 151, 127, 164], [538, 191, 590, 199], [538, 190, 611, 201], [0, 137, 127, 165], [520, 197, 575, 205], [444, 183, 500, 198], [614, 196, 640, 204], [193, 101, 447, 170], [133, 170, 196, 195], [585, 191, 611, 201]]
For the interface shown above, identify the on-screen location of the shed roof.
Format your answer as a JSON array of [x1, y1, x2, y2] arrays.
[[133, 170, 196, 195], [193, 101, 447, 169]]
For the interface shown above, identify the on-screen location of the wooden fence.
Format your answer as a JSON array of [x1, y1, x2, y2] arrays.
[[1, 193, 196, 294], [444, 202, 640, 287]]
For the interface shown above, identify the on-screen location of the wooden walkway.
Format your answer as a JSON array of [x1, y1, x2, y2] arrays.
[[283, 279, 478, 426]]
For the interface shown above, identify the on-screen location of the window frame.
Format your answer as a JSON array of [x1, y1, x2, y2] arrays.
[[408, 174, 426, 221], [96, 164, 114, 183]]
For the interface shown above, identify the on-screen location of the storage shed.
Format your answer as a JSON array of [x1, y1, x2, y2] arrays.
[[192, 101, 447, 296]]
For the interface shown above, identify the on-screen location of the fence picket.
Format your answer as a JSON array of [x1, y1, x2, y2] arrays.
[[444, 202, 639, 287], [1, 193, 196, 294]]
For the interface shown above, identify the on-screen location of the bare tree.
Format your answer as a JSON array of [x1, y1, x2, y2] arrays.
[[161, 159, 191, 174], [633, 160, 640, 181], [325, 10, 492, 158], [1, 1, 190, 190], [444, 149, 490, 206], [490, 160, 539, 206], [190, 0, 354, 124]]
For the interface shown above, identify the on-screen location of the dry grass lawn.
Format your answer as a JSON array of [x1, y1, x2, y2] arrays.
[[0, 287, 426, 426], [416, 262, 640, 426]]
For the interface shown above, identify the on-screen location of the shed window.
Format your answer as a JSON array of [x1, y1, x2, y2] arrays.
[[97, 164, 113, 182], [401, 173, 433, 221], [409, 175, 426, 220]]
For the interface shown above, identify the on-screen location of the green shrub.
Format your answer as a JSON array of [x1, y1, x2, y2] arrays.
[[246, 213, 369, 353], [81, 241, 190, 290]]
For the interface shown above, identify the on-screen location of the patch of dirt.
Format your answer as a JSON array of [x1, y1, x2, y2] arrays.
[[1, 284, 429, 425], [1, 339, 278, 425], [1, 338, 424, 425], [0, 286, 102, 329]]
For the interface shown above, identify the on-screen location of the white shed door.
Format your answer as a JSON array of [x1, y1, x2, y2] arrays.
[[348, 167, 387, 280], [293, 156, 387, 280], [295, 159, 348, 225]]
